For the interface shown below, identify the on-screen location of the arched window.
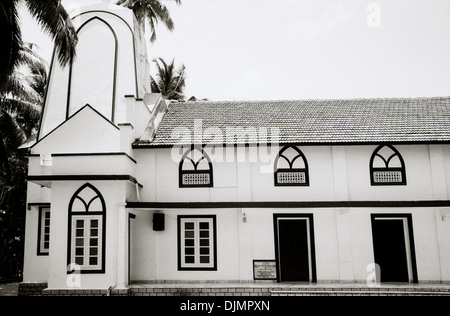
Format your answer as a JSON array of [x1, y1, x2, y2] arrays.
[[274, 146, 309, 186], [179, 147, 213, 187], [67, 183, 106, 273], [370, 145, 406, 185]]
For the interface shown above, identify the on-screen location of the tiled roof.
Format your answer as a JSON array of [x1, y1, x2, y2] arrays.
[[134, 96, 450, 146]]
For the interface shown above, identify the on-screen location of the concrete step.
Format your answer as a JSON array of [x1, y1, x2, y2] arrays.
[[270, 287, 450, 296]]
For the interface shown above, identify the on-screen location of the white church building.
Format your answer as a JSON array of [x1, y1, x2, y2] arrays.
[[19, 3, 450, 295]]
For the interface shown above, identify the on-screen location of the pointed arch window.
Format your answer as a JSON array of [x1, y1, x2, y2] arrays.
[[179, 147, 214, 188], [370, 145, 406, 185], [274, 146, 309, 186], [67, 183, 106, 273]]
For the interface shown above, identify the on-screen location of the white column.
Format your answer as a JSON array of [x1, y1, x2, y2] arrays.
[[237, 161, 252, 202], [332, 146, 349, 201], [429, 145, 448, 200], [238, 208, 253, 281], [429, 145, 449, 281], [335, 209, 354, 281], [115, 202, 128, 289], [331, 146, 354, 281]]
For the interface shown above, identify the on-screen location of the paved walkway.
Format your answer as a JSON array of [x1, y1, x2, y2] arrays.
[[128, 281, 450, 296], [0, 283, 19, 296], [129, 281, 450, 289], [13, 281, 450, 296]]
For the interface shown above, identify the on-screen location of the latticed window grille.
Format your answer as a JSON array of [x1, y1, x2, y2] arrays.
[[277, 171, 307, 184], [373, 171, 403, 183], [274, 146, 309, 186], [179, 147, 213, 187], [182, 173, 211, 186], [370, 145, 406, 185]]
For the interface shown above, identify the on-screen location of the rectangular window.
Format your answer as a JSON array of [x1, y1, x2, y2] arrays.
[[70, 215, 103, 271], [178, 216, 217, 270], [37, 207, 51, 255]]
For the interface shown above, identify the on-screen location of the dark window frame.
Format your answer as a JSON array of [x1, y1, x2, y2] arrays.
[[67, 183, 106, 274], [37, 207, 51, 256], [177, 215, 217, 271], [179, 147, 214, 188], [274, 146, 309, 186], [370, 145, 407, 186]]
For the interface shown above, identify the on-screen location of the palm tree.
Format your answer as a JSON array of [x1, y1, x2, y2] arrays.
[[0, 43, 47, 281], [0, 0, 77, 92], [0, 43, 47, 167], [116, 0, 181, 43], [151, 57, 186, 101]]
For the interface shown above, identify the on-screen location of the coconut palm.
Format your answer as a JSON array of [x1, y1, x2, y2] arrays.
[[116, 0, 181, 43], [151, 57, 186, 101], [0, 43, 47, 280], [0, 0, 77, 92], [0, 43, 47, 167]]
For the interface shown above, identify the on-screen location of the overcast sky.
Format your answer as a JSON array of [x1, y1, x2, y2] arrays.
[[20, 0, 450, 101]]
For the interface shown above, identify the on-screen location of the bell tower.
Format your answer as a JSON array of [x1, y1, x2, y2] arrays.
[[37, 1, 151, 140], [22, 1, 165, 292]]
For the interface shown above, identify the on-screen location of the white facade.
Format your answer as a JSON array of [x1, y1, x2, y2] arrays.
[[127, 145, 450, 283], [21, 4, 450, 293]]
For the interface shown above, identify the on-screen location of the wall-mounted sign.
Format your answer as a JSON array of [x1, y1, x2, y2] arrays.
[[253, 260, 277, 280]]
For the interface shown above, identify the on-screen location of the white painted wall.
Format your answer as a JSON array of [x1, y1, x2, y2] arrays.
[[128, 144, 450, 282], [129, 207, 449, 282], [24, 139, 450, 285], [22, 206, 49, 283], [130, 209, 241, 282], [46, 181, 128, 289], [135, 144, 447, 203], [52, 155, 135, 176], [32, 106, 121, 156]]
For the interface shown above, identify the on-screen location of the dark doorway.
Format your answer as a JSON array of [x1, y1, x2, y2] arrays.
[[274, 214, 316, 282], [371, 214, 418, 283], [128, 213, 136, 284]]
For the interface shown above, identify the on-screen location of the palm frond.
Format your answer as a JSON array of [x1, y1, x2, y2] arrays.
[[5, 71, 42, 104], [18, 43, 48, 75], [1, 97, 41, 137], [116, 0, 181, 43], [151, 57, 186, 100], [0, 38, 46, 152], [1, 97, 41, 121], [147, 13, 158, 43], [0, 108, 26, 152], [173, 64, 186, 94], [147, 0, 175, 31], [115, 0, 129, 6], [150, 75, 161, 93], [25, 0, 78, 66], [0, 0, 22, 93]]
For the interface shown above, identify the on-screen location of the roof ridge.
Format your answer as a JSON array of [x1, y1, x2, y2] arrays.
[[171, 96, 450, 105]]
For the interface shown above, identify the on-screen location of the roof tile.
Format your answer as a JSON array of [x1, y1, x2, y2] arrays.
[[135, 97, 450, 146]]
